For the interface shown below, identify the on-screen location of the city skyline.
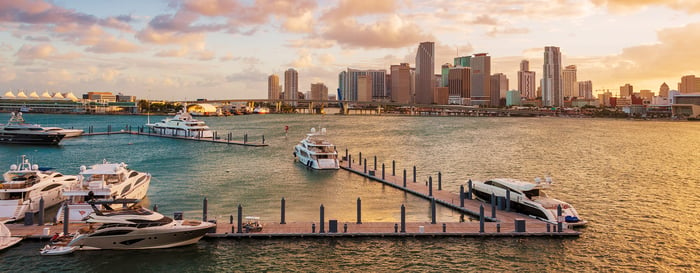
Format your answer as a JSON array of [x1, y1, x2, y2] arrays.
[[1, 0, 700, 100]]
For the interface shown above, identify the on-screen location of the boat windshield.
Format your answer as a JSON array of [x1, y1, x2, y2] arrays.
[[523, 189, 543, 199]]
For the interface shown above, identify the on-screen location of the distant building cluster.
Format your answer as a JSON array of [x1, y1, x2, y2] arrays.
[[0, 90, 138, 113]]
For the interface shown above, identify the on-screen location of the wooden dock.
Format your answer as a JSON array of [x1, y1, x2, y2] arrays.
[[81, 130, 268, 147]]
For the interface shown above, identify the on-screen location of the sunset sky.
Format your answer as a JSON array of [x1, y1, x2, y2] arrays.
[[1, 0, 700, 100]]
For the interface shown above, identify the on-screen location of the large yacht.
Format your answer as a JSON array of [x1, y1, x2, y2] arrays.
[[0, 112, 65, 145], [145, 109, 214, 138], [293, 128, 339, 170], [57, 160, 151, 222], [65, 200, 215, 250], [0, 155, 80, 223], [471, 178, 587, 227]]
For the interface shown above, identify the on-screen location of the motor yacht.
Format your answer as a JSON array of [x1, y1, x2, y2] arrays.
[[42, 127, 83, 138], [57, 160, 151, 223], [65, 200, 215, 250], [471, 177, 587, 227], [145, 109, 214, 138], [0, 112, 65, 145], [0, 155, 80, 223], [293, 128, 339, 170]]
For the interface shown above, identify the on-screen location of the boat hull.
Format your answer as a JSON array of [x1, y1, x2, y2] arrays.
[[69, 222, 214, 250], [0, 132, 64, 145]]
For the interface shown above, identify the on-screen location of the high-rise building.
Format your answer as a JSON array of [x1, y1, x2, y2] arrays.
[[310, 83, 328, 100], [357, 75, 372, 102], [390, 63, 412, 104], [268, 74, 280, 100], [639, 90, 654, 101], [470, 53, 491, 106], [543, 46, 563, 107], [490, 73, 508, 107], [454, 56, 471, 67], [339, 68, 387, 102], [679, 75, 700, 93], [518, 60, 536, 99], [415, 41, 435, 104], [441, 63, 452, 87], [562, 65, 578, 98], [448, 67, 470, 105], [506, 90, 521, 106], [578, 80, 593, 99], [659, 82, 669, 98], [620, 83, 633, 97], [284, 68, 298, 103]]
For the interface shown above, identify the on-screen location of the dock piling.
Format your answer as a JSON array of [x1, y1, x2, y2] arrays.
[[373, 156, 377, 170], [38, 197, 44, 226], [497, 223, 501, 233], [363, 159, 367, 173], [506, 190, 511, 212], [280, 197, 286, 224], [237, 204, 243, 233], [312, 223, 316, 233], [403, 169, 406, 188], [467, 180, 473, 200], [356, 198, 362, 224], [63, 203, 69, 235], [344, 223, 348, 233], [438, 172, 442, 191], [24, 212, 32, 225], [262, 135, 265, 144], [479, 205, 484, 233], [392, 160, 395, 176], [319, 204, 325, 233], [348, 154, 352, 168], [459, 185, 464, 207], [413, 166, 416, 182], [431, 197, 436, 224], [394, 223, 398, 233], [428, 176, 433, 197], [359, 152, 362, 164], [382, 163, 385, 180], [203, 197, 208, 222], [557, 204, 563, 232], [400, 204, 406, 233], [443, 223, 446, 233], [491, 193, 497, 218], [229, 215, 233, 224]]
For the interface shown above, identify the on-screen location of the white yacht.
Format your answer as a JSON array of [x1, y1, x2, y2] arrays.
[[471, 178, 587, 227], [293, 128, 339, 170], [57, 160, 151, 223], [65, 201, 215, 250], [42, 127, 83, 138], [0, 112, 65, 145], [0, 155, 80, 223], [145, 109, 214, 138]]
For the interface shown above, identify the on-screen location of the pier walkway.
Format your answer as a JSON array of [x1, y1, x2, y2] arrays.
[[81, 128, 267, 147]]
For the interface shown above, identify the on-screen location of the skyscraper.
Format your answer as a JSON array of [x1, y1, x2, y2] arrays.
[[441, 63, 452, 87], [268, 74, 280, 100], [339, 68, 387, 102], [620, 83, 633, 97], [284, 68, 298, 102], [470, 53, 491, 106], [562, 65, 578, 98], [310, 83, 328, 100], [390, 63, 412, 104], [415, 41, 435, 104], [578, 80, 593, 99], [659, 82, 669, 98], [454, 56, 471, 67], [490, 73, 508, 107], [679, 75, 700, 93], [543, 46, 562, 107], [448, 66, 470, 105], [518, 60, 536, 99]]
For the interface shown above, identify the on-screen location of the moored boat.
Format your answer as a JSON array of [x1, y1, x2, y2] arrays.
[[471, 177, 587, 227], [293, 128, 339, 170], [145, 109, 214, 138], [0, 112, 65, 145]]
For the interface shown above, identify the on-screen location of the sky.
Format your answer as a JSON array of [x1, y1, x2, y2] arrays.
[[1, 0, 700, 100]]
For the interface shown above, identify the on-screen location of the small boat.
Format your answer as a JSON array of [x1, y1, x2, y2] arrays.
[[253, 107, 270, 114], [41, 127, 83, 138], [145, 108, 214, 138], [242, 216, 263, 233], [0, 222, 22, 251], [471, 177, 587, 227], [64, 200, 215, 250], [293, 128, 339, 170], [40, 244, 75, 256], [0, 112, 65, 145], [0, 155, 80, 223], [57, 160, 151, 223]]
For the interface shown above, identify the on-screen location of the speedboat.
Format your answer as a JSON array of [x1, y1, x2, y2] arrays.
[[65, 201, 215, 250], [57, 160, 151, 223], [0, 155, 80, 223], [293, 128, 339, 170], [253, 106, 270, 114], [0, 112, 65, 145], [145, 109, 214, 138], [471, 177, 587, 227]]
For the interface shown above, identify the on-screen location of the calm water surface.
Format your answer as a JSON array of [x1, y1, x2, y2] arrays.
[[0, 113, 698, 272]]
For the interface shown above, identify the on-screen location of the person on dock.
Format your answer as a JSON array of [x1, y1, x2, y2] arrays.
[[284, 125, 289, 137]]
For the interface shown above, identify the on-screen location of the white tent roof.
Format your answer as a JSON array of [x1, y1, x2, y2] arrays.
[[3, 91, 15, 98], [29, 91, 39, 98], [64, 92, 79, 101], [16, 91, 27, 98], [52, 92, 64, 99], [40, 91, 52, 98]]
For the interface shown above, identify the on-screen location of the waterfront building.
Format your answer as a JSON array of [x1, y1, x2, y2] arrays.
[[310, 83, 328, 101], [441, 63, 452, 87], [415, 41, 435, 104], [268, 74, 280, 100], [434, 87, 449, 105], [598, 91, 613, 107], [490, 73, 508, 107], [87, 92, 116, 102], [518, 60, 536, 100], [338, 71, 347, 101], [454, 56, 471, 67], [357, 74, 372, 102], [562, 65, 578, 98], [390, 63, 412, 104], [448, 67, 470, 105], [506, 90, 521, 106], [339, 68, 387, 102], [578, 80, 593, 99], [284, 68, 298, 104], [470, 53, 491, 106], [659, 82, 670, 98], [639, 90, 654, 102], [543, 46, 563, 107], [679, 75, 700, 93], [620, 84, 633, 98]]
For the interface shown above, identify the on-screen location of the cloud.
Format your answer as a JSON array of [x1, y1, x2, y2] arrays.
[[591, 0, 700, 13], [285, 37, 336, 49], [86, 38, 140, 54], [322, 15, 434, 49], [283, 11, 314, 33], [471, 14, 499, 25], [14, 43, 81, 65], [25, 35, 50, 42], [155, 47, 189, 58], [136, 27, 206, 45], [0, 67, 17, 82], [321, 0, 397, 20], [291, 50, 313, 68], [486, 26, 530, 37], [225, 68, 267, 83]]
